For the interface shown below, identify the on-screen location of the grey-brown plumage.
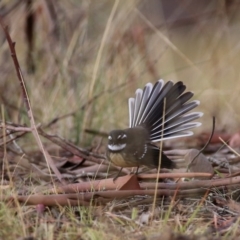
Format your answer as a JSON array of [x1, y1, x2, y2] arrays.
[[106, 80, 203, 171]]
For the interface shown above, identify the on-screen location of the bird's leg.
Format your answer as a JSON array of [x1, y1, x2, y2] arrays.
[[113, 167, 123, 182], [135, 166, 139, 175]]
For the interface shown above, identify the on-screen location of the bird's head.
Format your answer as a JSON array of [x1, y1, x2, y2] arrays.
[[107, 130, 127, 152]]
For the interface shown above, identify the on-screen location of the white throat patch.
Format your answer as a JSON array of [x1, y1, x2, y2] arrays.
[[108, 143, 126, 151]]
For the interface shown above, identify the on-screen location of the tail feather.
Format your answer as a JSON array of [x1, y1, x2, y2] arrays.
[[138, 80, 165, 125], [150, 94, 196, 129], [150, 122, 202, 142], [142, 81, 174, 125], [128, 97, 135, 128], [134, 83, 153, 126], [129, 80, 202, 141], [161, 81, 187, 110], [152, 112, 202, 132], [146, 84, 192, 128], [151, 130, 194, 141], [149, 102, 201, 140], [132, 89, 143, 127], [164, 100, 200, 124], [151, 112, 203, 137], [162, 92, 194, 119]]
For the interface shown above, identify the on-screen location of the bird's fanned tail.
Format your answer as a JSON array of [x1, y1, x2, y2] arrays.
[[128, 80, 202, 142]]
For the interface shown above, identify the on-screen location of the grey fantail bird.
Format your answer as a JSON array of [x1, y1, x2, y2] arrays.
[[106, 80, 203, 178]]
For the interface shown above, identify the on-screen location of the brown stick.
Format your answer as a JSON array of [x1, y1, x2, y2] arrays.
[[0, 16, 64, 184], [13, 188, 209, 206]]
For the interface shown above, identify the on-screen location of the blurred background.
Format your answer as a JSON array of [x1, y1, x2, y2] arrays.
[[0, 0, 240, 147]]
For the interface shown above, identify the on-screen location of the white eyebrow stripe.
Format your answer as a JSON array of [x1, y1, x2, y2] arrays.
[[108, 144, 126, 151], [108, 136, 112, 140], [116, 134, 127, 139]]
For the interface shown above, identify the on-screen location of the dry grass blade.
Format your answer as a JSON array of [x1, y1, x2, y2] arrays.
[[1, 2, 240, 239], [0, 16, 64, 185], [14, 194, 90, 206], [38, 128, 107, 165], [135, 8, 203, 76], [138, 172, 213, 179]]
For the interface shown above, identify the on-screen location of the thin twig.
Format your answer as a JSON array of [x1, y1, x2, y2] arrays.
[[188, 116, 215, 168], [0, 16, 64, 185], [219, 137, 240, 157]]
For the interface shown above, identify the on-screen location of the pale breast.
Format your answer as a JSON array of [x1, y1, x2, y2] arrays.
[[109, 152, 138, 167]]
